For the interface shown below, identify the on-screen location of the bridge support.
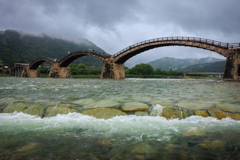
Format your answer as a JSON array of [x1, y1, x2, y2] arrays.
[[223, 49, 240, 81], [21, 67, 40, 78], [101, 58, 125, 79], [49, 63, 71, 78]]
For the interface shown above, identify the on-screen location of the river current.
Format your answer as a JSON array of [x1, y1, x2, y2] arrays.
[[0, 78, 240, 160]]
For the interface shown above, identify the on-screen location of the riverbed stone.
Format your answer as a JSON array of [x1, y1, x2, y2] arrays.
[[184, 127, 205, 136], [159, 108, 188, 119], [208, 110, 240, 120], [45, 106, 79, 117], [129, 143, 157, 155], [58, 103, 78, 108], [199, 140, 224, 151], [16, 142, 41, 152], [194, 110, 210, 117], [3, 102, 46, 117], [81, 108, 127, 119], [216, 103, 240, 113], [150, 100, 173, 107], [135, 111, 149, 116], [176, 101, 213, 110], [121, 102, 149, 111], [72, 98, 95, 105], [97, 140, 111, 146], [83, 100, 120, 109]]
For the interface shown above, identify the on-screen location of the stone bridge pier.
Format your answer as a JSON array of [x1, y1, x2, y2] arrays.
[[223, 49, 240, 81], [49, 63, 71, 78], [22, 67, 40, 78], [101, 58, 125, 79]]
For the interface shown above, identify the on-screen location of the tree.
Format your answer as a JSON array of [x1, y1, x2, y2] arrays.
[[129, 63, 154, 75], [155, 68, 162, 75], [77, 63, 88, 74]]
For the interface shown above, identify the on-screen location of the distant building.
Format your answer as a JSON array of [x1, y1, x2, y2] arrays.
[[89, 66, 97, 69], [14, 61, 30, 67]]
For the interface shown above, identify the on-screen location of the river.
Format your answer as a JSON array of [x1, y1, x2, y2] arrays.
[[0, 77, 240, 159]]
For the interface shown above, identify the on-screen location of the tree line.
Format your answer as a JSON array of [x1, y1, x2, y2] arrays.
[[39, 63, 183, 76]]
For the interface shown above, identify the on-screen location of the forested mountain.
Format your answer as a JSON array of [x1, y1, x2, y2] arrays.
[[0, 30, 107, 67], [176, 60, 226, 72], [147, 57, 224, 70]]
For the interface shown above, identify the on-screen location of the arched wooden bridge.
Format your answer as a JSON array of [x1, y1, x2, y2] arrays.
[[18, 36, 240, 81]]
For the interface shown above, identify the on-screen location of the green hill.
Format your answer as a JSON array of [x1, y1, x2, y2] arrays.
[[177, 60, 226, 72], [148, 57, 224, 70], [0, 30, 107, 67]]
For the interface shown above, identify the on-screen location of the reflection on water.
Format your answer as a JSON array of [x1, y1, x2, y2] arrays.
[[0, 77, 240, 159]]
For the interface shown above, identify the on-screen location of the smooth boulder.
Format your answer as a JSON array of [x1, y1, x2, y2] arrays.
[[83, 100, 120, 109], [81, 108, 127, 119], [121, 102, 149, 111]]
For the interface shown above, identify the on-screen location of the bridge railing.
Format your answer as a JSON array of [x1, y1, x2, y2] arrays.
[[113, 36, 239, 57], [65, 50, 111, 58]]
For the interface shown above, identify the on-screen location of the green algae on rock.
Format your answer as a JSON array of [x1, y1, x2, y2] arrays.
[[83, 100, 120, 108], [121, 102, 149, 111], [81, 108, 127, 119]]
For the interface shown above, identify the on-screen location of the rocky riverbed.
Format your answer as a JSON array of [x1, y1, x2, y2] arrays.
[[0, 78, 240, 159]]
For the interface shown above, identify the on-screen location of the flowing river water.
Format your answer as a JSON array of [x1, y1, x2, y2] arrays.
[[0, 77, 240, 160]]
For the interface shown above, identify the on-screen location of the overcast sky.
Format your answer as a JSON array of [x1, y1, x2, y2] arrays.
[[1, 0, 240, 67]]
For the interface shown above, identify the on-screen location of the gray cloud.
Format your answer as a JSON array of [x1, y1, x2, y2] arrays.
[[1, 0, 240, 67]]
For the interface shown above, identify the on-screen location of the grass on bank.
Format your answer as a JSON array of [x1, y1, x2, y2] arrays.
[[0, 73, 12, 77]]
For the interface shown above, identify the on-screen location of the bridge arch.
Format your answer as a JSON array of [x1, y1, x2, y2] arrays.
[[29, 58, 57, 70], [113, 36, 236, 64], [59, 50, 109, 67]]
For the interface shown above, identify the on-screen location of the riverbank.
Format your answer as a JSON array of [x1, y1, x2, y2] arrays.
[[0, 73, 220, 80]]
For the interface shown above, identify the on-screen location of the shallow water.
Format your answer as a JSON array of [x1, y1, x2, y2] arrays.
[[0, 78, 240, 159]]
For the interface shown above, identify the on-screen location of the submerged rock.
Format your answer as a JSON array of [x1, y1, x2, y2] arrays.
[[216, 103, 240, 113], [176, 101, 213, 110], [121, 102, 149, 111], [16, 142, 41, 152], [129, 143, 157, 155], [83, 100, 120, 109], [199, 140, 224, 151], [135, 111, 149, 116], [81, 108, 127, 119], [58, 103, 78, 108], [97, 140, 111, 146], [72, 98, 95, 105], [3, 102, 46, 117], [150, 100, 173, 107], [184, 127, 205, 136], [208, 110, 240, 120], [45, 106, 79, 117], [194, 110, 210, 117]]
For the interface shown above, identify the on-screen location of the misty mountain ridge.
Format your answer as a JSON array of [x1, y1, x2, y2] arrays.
[[0, 29, 107, 67], [148, 57, 225, 70]]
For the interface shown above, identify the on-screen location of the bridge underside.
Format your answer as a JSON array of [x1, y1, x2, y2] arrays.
[[114, 41, 228, 64]]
